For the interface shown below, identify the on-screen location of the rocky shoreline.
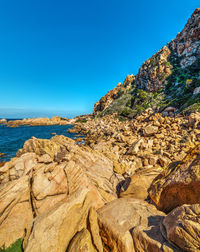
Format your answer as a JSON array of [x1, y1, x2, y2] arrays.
[[0, 116, 76, 127], [1, 7, 200, 252], [1, 111, 200, 251]]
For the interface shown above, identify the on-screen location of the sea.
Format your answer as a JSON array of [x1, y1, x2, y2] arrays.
[[0, 119, 83, 162]]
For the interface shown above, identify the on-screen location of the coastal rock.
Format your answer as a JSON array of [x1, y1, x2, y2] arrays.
[[67, 229, 97, 252], [188, 112, 200, 128], [16, 135, 73, 161], [6, 116, 73, 127], [37, 153, 53, 163], [0, 153, 38, 184], [149, 144, 200, 213], [120, 173, 158, 200], [0, 134, 119, 248], [132, 211, 179, 252], [0, 119, 7, 124], [162, 204, 200, 252], [24, 188, 99, 252], [31, 161, 69, 215], [126, 139, 144, 155], [97, 198, 174, 252], [0, 176, 33, 248]]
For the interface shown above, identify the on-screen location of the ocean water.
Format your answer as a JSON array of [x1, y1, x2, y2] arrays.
[[0, 121, 83, 162]]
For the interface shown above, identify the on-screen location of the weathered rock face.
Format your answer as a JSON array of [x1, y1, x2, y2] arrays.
[[0, 176, 33, 248], [93, 8, 200, 116], [135, 8, 200, 92], [97, 198, 177, 252], [24, 188, 100, 252], [149, 144, 200, 213], [173, 8, 200, 67], [135, 46, 172, 92], [162, 204, 200, 252], [120, 173, 157, 200], [93, 74, 135, 114], [0, 135, 119, 249], [67, 229, 97, 252]]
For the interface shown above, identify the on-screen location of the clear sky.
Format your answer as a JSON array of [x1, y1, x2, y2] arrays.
[[0, 0, 199, 118]]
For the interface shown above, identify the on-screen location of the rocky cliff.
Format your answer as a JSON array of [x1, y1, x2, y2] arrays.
[[93, 74, 135, 113], [94, 8, 200, 118]]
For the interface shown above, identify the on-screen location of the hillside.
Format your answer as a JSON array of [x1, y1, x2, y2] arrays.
[[94, 8, 200, 118]]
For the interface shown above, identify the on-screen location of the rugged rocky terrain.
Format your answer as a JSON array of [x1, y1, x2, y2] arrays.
[[94, 9, 200, 118], [1, 8, 200, 252], [1, 110, 200, 251]]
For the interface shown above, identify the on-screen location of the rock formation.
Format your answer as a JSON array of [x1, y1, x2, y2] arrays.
[[93, 74, 135, 114], [6, 116, 75, 127], [149, 143, 200, 213], [0, 135, 121, 250], [1, 109, 200, 251], [93, 8, 200, 117]]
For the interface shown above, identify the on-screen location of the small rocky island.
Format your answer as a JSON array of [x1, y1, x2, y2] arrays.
[[3, 116, 76, 127], [0, 8, 200, 252]]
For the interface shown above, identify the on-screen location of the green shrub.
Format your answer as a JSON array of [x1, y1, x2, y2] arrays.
[[120, 107, 132, 117], [116, 89, 124, 98], [182, 102, 200, 114], [118, 116, 127, 122], [157, 72, 166, 81], [150, 55, 157, 67], [162, 61, 172, 67], [0, 239, 23, 252], [75, 119, 87, 123]]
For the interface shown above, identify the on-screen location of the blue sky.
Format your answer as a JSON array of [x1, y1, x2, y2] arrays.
[[0, 0, 199, 118]]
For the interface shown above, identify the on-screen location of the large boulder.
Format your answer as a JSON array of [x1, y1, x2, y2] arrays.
[[67, 229, 97, 252], [162, 204, 200, 252], [0, 153, 37, 184], [0, 176, 33, 248], [97, 198, 175, 252], [24, 188, 101, 252], [16, 135, 74, 161], [149, 144, 200, 212], [120, 173, 157, 200], [0, 135, 118, 248], [143, 125, 158, 136]]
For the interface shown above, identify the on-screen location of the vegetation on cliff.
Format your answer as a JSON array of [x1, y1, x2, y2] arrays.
[[93, 8, 200, 118]]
